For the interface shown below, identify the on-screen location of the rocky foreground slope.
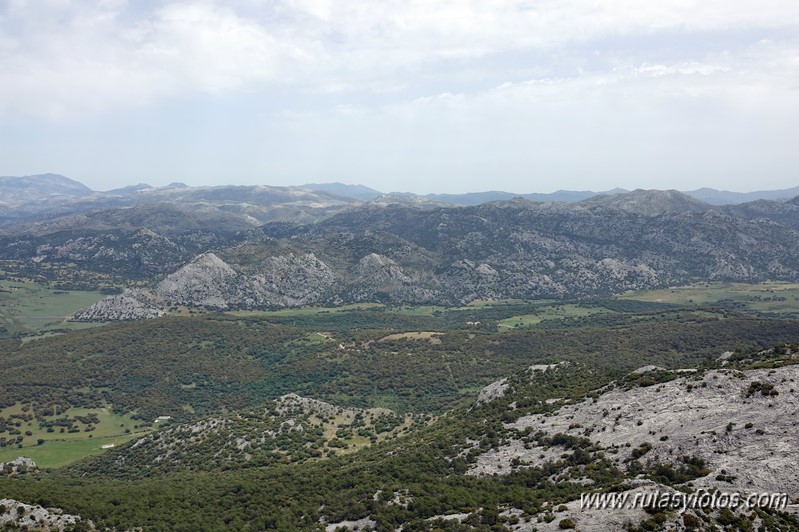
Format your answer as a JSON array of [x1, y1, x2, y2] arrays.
[[471, 363, 799, 494], [4, 343, 799, 530], [0, 499, 92, 531], [454, 351, 799, 530], [0, 461, 92, 532]]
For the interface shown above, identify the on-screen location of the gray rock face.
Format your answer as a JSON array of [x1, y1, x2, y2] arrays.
[[460, 362, 799, 530], [476, 377, 509, 404], [247, 252, 337, 307], [156, 252, 242, 309], [0, 456, 37, 474], [323, 517, 377, 532], [471, 364, 799, 499], [155, 251, 337, 309], [505, 479, 694, 531], [75, 250, 340, 319], [356, 253, 406, 279], [345, 253, 437, 303], [73, 290, 164, 321], [0, 498, 91, 530], [76, 247, 434, 319]]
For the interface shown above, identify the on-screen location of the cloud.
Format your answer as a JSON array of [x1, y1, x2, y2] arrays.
[[1, 0, 797, 118], [259, 36, 799, 192], [0, 2, 295, 117]]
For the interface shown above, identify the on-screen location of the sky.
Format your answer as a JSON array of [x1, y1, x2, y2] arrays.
[[0, 0, 797, 194]]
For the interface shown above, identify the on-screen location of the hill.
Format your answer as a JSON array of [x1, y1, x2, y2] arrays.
[[577, 189, 710, 215], [687, 185, 799, 205], [425, 189, 604, 205], [0, 175, 362, 226], [4, 202, 260, 239], [301, 182, 383, 201], [0, 174, 92, 204], [3, 343, 799, 530], [73, 393, 415, 478], [723, 198, 799, 230]]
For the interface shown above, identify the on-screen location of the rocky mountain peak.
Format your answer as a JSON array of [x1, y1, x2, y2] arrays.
[[0, 173, 93, 203], [367, 193, 451, 209], [190, 252, 237, 274], [73, 290, 164, 321], [133, 227, 162, 239], [580, 188, 711, 215], [155, 253, 241, 309], [358, 253, 397, 269]]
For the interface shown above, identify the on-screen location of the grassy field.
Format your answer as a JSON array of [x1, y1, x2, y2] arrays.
[[498, 303, 612, 329], [227, 303, 385, 317], [618, 282, 799, 315], [0, 432, 146, 468], [0, 404, 151, 468], [227, 301, 507, 319], [388, 305, 444, 316], [378, 331, 443, 343], [316, 408, 413, 456], [0, 278, 105, 334]]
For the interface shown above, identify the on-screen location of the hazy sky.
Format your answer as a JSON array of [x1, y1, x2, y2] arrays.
[[1, 0, 797, 193]]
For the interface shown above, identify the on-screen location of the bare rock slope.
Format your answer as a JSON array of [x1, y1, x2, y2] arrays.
[[0, 498, 92, 530], [464, 356, 799, 530], [73, 289, 164, 321]]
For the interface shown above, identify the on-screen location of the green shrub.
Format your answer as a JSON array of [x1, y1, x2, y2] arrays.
[[559, 517, 576, 529]]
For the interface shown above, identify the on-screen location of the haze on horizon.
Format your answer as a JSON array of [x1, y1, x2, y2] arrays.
[[0, 1, 797, 195]]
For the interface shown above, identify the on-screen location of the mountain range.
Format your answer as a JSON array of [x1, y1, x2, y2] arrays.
[[0, 174, 359, 226], [61, 188, 799, 319], [3, 174, 799, 317]]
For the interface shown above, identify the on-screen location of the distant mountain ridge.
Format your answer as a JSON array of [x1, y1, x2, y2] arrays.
[[578, 188, 710, 214], [423, 189, 603, 205], [422, 186, 799, 206], [104, 183, 154, 195], [0, 173, 92, 202], [299, 182, 383, 201], [0, 174, 362, 225], [3, 175, 799, 227], [687, 185, 799, 205]]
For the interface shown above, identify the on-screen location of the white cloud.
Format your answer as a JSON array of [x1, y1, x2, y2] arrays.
[[0, 0, 797, 118], [131, 3, 287, 92], [260, 37, 799, 192], [0, 2, 296, 117]]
